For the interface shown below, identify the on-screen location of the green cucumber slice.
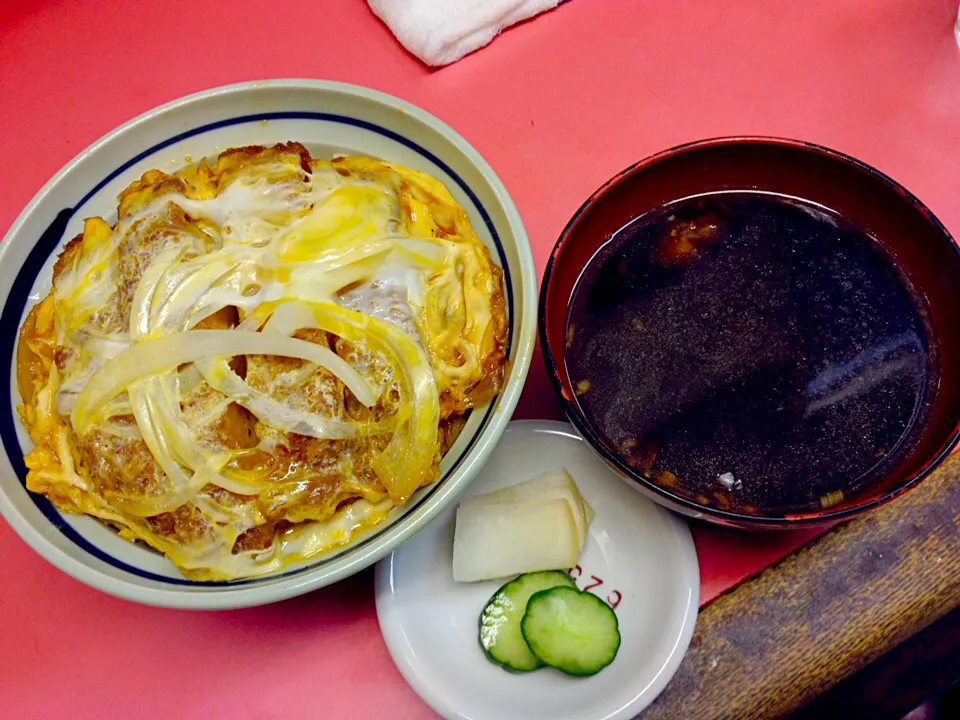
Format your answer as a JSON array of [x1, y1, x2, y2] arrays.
[[478, 570, 577, 672], [520, 586, 621, 676]]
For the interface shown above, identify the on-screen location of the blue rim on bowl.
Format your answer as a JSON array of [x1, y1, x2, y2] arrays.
[[0, 79, 537, 608]]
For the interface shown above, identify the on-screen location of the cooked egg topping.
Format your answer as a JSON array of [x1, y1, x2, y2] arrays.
[[16, 142, 508, 580]]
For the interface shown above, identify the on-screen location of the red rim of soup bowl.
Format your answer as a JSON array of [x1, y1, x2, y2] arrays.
[[539, 136, 960, 529]]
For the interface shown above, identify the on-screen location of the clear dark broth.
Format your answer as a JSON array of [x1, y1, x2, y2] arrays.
[[565, 191, 936, 515]]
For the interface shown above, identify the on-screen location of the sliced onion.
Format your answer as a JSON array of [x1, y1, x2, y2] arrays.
[[72, 330, 377, 434], [111, 382, 203, 516], [178, 364, 204, 395], [60, 208, 448, 519], [55, 387, 81, 415], [55, 394, 75, 416], [195, 357, 364, 439], [302, 256, 385, 301], [131, 245, 187, 337], [101, 417, 143, 441], [101, 396, 133, 419], [206, 472, 269, 496], [214, 304, 347, 436], [235, 312, 267, 332], [121, 373, 238, 514], [262, 301, 316, 337], [149, 373, 234, 485], [127, 248, 256, 504], [266, 301, 439, 503], [81, 335, 130, 359], [395, 237, 448, 267], [154, 256, 242, 332], [278, 243, 393, 304], [187, 302, 231, 330], [196, 309, 407, 439]]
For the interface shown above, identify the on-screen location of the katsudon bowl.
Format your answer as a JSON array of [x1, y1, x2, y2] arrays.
[[0, 80, 536, 609], [541, 137, 960, 530]]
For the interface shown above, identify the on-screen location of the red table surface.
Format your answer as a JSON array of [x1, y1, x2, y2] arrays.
[[2, 1, 959, 717]]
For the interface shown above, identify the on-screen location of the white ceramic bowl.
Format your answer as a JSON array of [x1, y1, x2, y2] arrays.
[[0, 79, 536, 609]]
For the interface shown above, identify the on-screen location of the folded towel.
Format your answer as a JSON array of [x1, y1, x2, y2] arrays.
[[369, 0, 562, 67]]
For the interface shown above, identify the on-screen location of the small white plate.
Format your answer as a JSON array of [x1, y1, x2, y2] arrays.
[[375, 420, 699, 720]]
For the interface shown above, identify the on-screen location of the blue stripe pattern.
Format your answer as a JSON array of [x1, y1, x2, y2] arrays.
[[0, 112, 513, 587]]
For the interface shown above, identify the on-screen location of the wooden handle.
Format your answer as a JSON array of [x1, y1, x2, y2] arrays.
[[640, 452, 960, 720]]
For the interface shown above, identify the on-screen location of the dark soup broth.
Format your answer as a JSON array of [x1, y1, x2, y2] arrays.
[[564, 191, 936, 515]]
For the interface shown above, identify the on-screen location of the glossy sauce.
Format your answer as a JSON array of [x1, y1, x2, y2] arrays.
[[565, 192, 936, 515]]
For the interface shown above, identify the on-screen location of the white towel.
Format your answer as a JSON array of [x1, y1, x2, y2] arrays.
[[369, 0, 562, 67]]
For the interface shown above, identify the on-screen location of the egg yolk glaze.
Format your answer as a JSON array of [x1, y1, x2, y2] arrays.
[[16, 142, 508, 581]]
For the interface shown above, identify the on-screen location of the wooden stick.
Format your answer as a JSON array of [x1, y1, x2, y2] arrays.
[[640, 452, 960, 720], [789, 602, 960, 719]]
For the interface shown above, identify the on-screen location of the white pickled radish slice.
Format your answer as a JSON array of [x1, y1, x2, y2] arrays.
[[465, 469, 594, 549], [452, 498, 583, 583]]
